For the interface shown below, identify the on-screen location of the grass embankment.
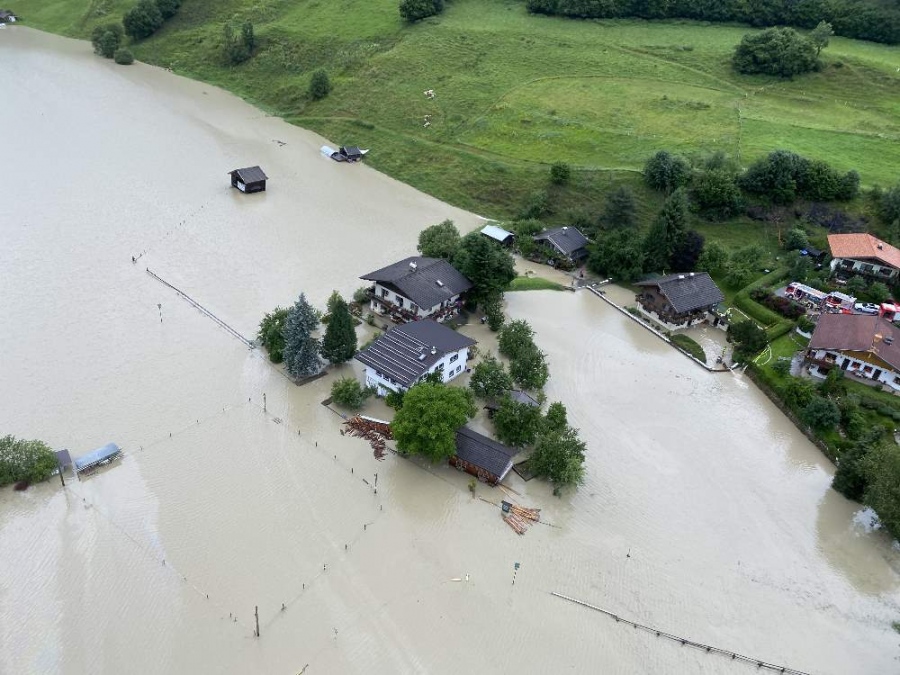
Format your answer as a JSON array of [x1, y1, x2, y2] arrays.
[[508, 276, 565, 291], [670, 333, 705, 362], [17, 0, 900, 234]]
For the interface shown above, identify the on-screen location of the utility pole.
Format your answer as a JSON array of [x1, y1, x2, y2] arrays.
[[263, 393, 267, 413], [374, 472, 378, 489], [254, 605, 260, 638], [157, 303, 163, 323], [512, 561, 520, 585]]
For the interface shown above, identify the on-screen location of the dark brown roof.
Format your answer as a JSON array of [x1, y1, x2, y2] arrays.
[[230, 166, 268, 183], [454, 427, 517, 481], [355, 319, 475, 388], [809, 314, 900, 371], [533, 227, 589, 257], [361, 256, 472, 309], [635, 272, 724, 313]]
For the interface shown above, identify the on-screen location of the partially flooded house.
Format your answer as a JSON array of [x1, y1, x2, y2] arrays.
[[450, 426, 518, 486], [805, 313, 900, 391], [354, 319, 475, 395], [228, 166, 267, 193], [360, 256, 472, 324], [635, 272, 724, 330], [532, 226, 589, 265]]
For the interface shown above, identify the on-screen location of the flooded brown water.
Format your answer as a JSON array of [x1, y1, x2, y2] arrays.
[[2, 27, 900, 674]]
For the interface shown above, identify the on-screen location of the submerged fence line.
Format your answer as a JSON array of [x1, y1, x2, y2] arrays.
[[145, 268, 254, 347], [551, 592, 813, 675]]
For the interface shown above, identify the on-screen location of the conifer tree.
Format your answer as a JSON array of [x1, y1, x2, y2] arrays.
[[283, 293, 322, 378], [321, 292, 357, 364]]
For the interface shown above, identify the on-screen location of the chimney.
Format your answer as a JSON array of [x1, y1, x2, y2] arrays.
[[878, 243, 884, 250], [430, 346, 437, 355], [409, 261, 418, 270], [562, 226, 568, 232], [436, 279, 444, 287]]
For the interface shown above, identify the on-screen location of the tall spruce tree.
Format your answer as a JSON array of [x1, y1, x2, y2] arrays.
[[643, 188, 688, 272], [321, 292, 357, 364], [283, 293, 322, 378]]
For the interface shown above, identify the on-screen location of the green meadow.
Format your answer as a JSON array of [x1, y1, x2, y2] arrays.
[[19, 0, 900, 230]]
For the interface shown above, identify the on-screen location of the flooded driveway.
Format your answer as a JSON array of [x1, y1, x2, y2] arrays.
[[1, 27, 899, 675]]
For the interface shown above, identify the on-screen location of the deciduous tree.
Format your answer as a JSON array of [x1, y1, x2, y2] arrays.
[[809, 20, 833, 56], [123, 0, 164, 40], [0, 435, 57, 487], [498, 320, 535, 360], [727, 320, 768, 361], [587, 229, 644, 281], [509, 344, 550, 391], [417, 219, 461, 261], [643, 150, 690, 193], [599, 185, 637, 230], [91, 23, 124, 58], [543, 401, 568, 433], [392, 383, 476, 462], [257, 306, 290, 363], [802, 396, 840, 430], [529, 426, 586, 493], [469, 355, 513, 400], [670, 230, 705, 272], [863, 443, 900, 541], [493, 396, 543, 447]]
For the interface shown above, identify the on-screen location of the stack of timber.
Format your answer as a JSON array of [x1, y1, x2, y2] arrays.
[[502, 502, 541, 535], [343, 416, 392, 460]]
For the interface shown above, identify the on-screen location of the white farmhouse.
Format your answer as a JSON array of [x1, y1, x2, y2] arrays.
[[360, 256, 472, 324], [355, 319, 475, 395]]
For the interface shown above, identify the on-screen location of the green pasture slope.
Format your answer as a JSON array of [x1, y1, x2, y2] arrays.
[[20, 0, 900, 227]]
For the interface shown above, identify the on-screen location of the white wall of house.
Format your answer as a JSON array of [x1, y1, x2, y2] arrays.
[[364, 346, 471, 396], [830, 257, 898, 280], [370, 282, 460, 319], [809, 348, 900, 390]]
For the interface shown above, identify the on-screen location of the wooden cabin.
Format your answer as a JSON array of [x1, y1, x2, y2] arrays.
[[450, 427, 517, 486], [229, 166, 268, 193]]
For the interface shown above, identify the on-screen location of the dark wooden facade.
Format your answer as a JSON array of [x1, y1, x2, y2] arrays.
[[450, 455, 502, 486]]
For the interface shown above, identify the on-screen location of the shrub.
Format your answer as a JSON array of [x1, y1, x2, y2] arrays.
[[330, 378, 373, 409], [784, 227, 809, 251], [732, 27, 819, 78], [549, 162, 571, 185], [257, 307, 290, 363], [155, 0, 180, 20], [91, 23, 124, 58], [399, 0, 443, 22], [308, 69, 332, 101], [123, 0, 164, 40], [690, 168, 742, 220], [114, 48, 135, 65]]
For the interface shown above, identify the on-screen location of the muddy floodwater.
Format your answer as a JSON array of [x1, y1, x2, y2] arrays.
[[2, 28, 900, 675]]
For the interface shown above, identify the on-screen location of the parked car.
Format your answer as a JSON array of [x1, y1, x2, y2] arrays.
[[854, 302, 880, 315]]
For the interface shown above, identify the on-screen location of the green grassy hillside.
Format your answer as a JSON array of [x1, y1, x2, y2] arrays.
[[16, 0, 900, 229]]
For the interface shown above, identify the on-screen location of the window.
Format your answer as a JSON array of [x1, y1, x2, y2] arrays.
[[410, 304, 418, 313], [450, 354, 459, 363], [397, 297, 404, 308], [381, 289, 389, 298], [894, 376, 900, 385]]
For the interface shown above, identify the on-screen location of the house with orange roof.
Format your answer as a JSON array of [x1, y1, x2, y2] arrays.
[[828, 233, 900, 283]]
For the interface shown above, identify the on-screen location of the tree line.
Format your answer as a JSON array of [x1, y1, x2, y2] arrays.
[[525, 0, 900, 45]]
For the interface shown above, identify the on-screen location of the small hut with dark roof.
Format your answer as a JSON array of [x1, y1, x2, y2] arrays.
[[229, 166, 268, 193], [451, 426, 518, 485]]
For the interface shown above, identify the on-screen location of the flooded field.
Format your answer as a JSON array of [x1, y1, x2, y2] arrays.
[[2, 27, 900, 674]]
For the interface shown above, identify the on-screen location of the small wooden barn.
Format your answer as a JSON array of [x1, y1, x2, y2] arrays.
[[229, 166, 268, 193], [450, 427, 518, 486]]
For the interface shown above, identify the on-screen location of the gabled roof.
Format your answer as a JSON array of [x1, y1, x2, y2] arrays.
[[809, 314, 900, 371], [355, 319, 475, 388], [828, 233, 900, 270], [361, 256, 472, 309], [533, 227, 589, 257], [230, 166, 267, 183], [635, 272, 724, 314], [481, 224, 515, 243], [454, 426, 517, 481]]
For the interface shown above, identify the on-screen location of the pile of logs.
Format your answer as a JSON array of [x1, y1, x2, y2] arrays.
[[343, 416, 393, 460], [503, 503, 541, 535]]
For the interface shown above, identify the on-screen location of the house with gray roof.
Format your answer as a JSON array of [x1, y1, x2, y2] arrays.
[[229, 166, 267, 193], [635, 272, 724, 329], [355, 319, 476, 395], [450, 426, 518, 485], [533, 226, 589, 265], [0, 10, 18, 22], [361, 256, 472, 323]]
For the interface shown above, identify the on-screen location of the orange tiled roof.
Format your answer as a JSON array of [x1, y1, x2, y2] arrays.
[[828, 233, 900, 270]]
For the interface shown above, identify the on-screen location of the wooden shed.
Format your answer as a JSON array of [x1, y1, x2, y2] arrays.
[[450, 427, 518, 486], [229, 166, 268, 193]]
